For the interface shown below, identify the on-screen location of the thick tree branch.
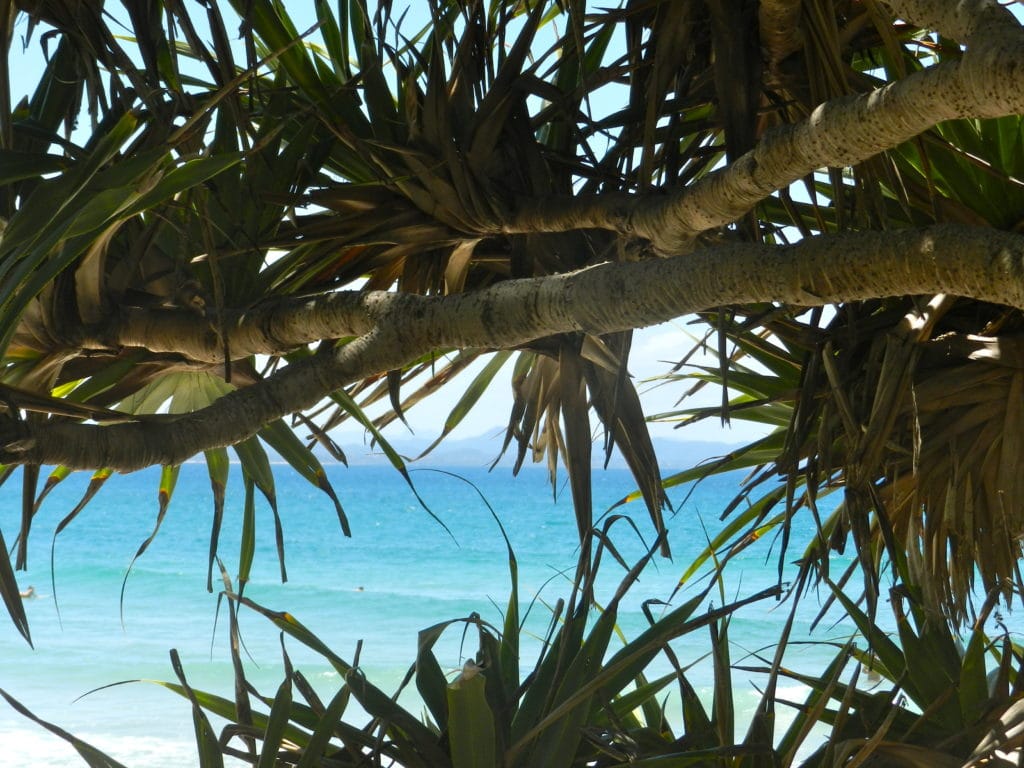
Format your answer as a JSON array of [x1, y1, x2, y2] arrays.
[[7, 224, 1024, 470], [509, 11, 1024, 253], [881, 0, 1014, 43], [92, 296, 379, 364]]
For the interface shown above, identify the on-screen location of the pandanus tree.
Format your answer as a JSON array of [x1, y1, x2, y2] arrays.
[[0, 0, 1023, 657]]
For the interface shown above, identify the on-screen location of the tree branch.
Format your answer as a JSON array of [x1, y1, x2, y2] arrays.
[[93, 295, 378, 364], [881, 0, 1015, 43], [508, 12, 1024, 253], [7, 224, 1024, 470]]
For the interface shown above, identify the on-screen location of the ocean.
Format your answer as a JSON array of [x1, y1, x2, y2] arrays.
[[0, 458, 984, 766]]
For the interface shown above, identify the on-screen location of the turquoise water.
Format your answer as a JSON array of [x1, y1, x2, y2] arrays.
[[0, 460, 965, 765]]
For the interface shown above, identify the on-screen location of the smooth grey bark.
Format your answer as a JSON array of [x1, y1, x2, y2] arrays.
[[882, 0, 1014, 42], [7, 223, 1024, 470]]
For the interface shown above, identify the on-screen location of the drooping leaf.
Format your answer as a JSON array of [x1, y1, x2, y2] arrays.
[[0, 526, 31, 645], [257, 418, 349, 537], [119, 465, 181, 621], [0, 688, 128, 767], [204, 448, 229, 593]]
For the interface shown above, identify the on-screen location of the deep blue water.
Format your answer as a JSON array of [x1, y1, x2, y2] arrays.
[[0, 460, 996, 766]]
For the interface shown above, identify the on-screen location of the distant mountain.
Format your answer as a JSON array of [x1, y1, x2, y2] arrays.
[[326, 433, 748, 471]]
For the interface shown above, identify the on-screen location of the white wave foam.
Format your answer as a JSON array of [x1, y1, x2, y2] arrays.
[[0, 727, 252, 768]]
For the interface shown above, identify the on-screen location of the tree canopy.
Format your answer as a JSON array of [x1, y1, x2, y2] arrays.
[[1, 0, 1024, 640]]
